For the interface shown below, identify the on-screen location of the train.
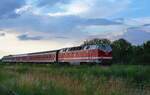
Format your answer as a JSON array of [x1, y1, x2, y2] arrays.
[[1, 44, 112, 65]]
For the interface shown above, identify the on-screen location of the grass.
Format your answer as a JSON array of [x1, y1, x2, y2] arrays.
[[0, 63, 149, 95]]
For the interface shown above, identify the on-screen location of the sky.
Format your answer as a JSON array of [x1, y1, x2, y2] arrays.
[[0, 0, 150, 58]]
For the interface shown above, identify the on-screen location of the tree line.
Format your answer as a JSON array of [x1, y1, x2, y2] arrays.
[[82, 38, 150, 64]]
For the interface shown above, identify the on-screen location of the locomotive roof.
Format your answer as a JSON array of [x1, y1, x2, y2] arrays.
[[59, 44, 112, 52], [6, 50, 58, 58], [27, 50, 58, 55]]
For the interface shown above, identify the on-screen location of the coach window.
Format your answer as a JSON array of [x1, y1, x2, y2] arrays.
[[63, 49, 66, 52], [84, 46, 90, 50], [68, 48, 71, 51], [81, 47, 84, 50], [69, 48, 72, 51], [79, 47, 82, 50], [83, 46, 87, 50], [71, 48, 74, 51], [60, 49, 63, 52], [60, 49, 64, 52], [76, 47, 79, 50], [75, 47, 77, 50], [63, 48, 66, 52], [73, 47, 76, 51], [76, 47, 78, 50]]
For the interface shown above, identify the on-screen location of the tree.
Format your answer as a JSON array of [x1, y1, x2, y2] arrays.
[[143, 41, 150, 53], [81, 38, 111, 46], [111, 38, 133, 64], [141, 41, 150, 64], [128, 41, 150, 64], [131, 45, 144, 64]]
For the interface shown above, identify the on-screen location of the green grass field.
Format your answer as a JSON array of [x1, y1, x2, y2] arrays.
[[0, 63, 149, 95]]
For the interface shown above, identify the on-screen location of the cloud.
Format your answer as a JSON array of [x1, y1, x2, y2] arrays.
[[82, 18, 122, 25], [81, 24, 127, 39], [36, 0, 69, 7], [143, 24, 150, 27], [113, 25, 150, 45], [80, 17, 150, 45], [0, 29, 5, 37], [119, 27, 150, 45], [0, 0, 25, 19], [21, 0, 131, 18], [0, 33, 5, 37], [0, 13, 122, 41], [1, 8, 150, 45], [45, 0, 131, 18], [18, 34, 43, 40], [124, 17, 150, 26]]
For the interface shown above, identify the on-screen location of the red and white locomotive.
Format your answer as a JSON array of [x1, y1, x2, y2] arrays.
[[2, 44, 112, 65]]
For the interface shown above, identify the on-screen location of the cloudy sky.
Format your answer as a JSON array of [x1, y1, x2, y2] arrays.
[[0, 0, 150, 58]]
